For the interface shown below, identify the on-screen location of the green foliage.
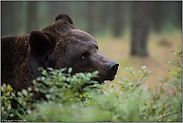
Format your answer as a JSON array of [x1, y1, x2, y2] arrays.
[[166, 50, 182, 94], [1, 84, 35, 121], [1, 84, 14, 121], [1, 68, 99, 121], [33, 67, 99, 104], [1, 50, 182, 122]]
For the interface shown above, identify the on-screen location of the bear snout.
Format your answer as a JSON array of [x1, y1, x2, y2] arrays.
[[107, 61, 119, 77]]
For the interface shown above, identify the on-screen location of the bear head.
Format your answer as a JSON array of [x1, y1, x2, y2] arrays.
[[28, 13, 119, 84]]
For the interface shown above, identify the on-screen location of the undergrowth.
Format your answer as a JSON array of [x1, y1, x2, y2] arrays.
[[1, 50, 182, 122]]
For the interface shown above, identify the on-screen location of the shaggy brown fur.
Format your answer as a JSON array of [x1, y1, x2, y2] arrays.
[[2, 13, 119, 91]]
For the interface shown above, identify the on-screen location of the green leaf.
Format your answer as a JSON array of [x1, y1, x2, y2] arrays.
[[136, 81, 142, 86], [47, 67, 53, 71], [142, 66, 146, 69], [160, 88, 164, 93], [125, 67, 131, 71], [22, 89, 28, 96], [41, 69, 47, 76], [11, 92, 15, 97], [167, 61, 172, 64], [89, 81, 98, 84], [10, 114, 14, 117], [68, 67, 72, 73], [92, 71, 99, 76], [159, 77, 164, 82]]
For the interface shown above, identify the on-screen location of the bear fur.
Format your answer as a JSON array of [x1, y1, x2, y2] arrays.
[[2, 14, 119, 92]]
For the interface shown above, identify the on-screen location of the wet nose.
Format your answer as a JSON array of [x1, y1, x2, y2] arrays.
[[107, 61, 119, 75]]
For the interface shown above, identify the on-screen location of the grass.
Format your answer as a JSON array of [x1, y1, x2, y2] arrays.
[[95, 30, 182, 88]]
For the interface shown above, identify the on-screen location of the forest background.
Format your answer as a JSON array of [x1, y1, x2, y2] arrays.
[[1, 1, 182, 87]]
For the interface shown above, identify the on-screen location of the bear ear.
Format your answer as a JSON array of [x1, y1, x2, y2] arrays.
[[55, 13, 73, 24], [28, 30, 52, 55]]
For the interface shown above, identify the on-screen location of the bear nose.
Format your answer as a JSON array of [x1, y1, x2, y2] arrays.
[[107, 61, 119, 76]]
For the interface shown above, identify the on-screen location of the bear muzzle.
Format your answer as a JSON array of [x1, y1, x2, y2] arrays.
[[92, 61, 119, 84], [107, 61, 119, 78]]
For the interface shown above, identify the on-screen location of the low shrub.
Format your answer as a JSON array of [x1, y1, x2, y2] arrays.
[[1, 50, 182, 122]]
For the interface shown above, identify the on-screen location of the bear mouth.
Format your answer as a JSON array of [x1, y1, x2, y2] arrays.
[[81, 73, 116, 89], [108, 76, 115, 81], [93, 73, 117, 84]]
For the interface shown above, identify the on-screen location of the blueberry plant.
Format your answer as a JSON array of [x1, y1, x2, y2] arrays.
[[1, 50, 182, 122]]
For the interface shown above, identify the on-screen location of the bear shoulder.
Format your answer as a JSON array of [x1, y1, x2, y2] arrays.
[[2, 36, 17, 71], [2, 35, 29, 86]]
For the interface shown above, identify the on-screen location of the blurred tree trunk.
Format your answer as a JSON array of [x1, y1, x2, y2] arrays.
[[1, 2, 8, 36], [152, 2, 164, 32], [25, 1, 38, 33], [100, 2, 109, 31], [14, 2, 24, 35], [61, 2, 71, 15], [50, 2, 60, 20], [175, 1, 182, 29], [87, 1, 95, 35], [131, 2, 151, 57], [114, 1, 123, 37], [1, 2, 15, 36]]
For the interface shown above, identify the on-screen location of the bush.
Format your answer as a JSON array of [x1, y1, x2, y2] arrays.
[[1, 50, 182, 122]]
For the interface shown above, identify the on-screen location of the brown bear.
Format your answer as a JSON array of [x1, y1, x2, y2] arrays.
[[1, 13, 119, 92]]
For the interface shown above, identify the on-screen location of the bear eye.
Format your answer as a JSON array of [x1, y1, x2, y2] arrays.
[[81, 51, 88, 60], [81, 55, 86, 60]]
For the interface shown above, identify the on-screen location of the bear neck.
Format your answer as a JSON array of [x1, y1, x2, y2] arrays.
[[12, 34, 32, 91]]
